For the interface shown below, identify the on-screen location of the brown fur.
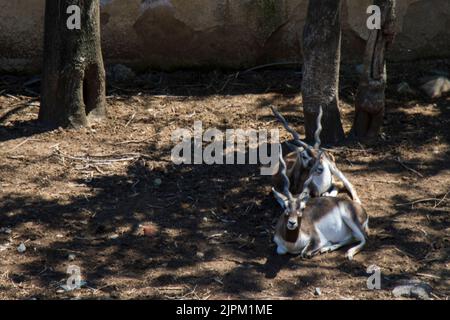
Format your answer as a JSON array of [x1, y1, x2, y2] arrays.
[[272, 151, 310, 195]]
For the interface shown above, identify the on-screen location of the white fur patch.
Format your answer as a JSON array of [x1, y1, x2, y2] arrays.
[[274, 233, 310, 255]]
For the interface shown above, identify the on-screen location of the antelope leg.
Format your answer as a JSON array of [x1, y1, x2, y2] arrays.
[[329, 162, 361, 204], [341, 214, 367, 260]]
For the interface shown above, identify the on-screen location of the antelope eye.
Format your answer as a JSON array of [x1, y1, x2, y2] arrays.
[[316, 166, 324, 174]]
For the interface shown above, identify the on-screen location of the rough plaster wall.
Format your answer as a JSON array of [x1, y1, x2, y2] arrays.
[[0, 0, 449, 72]]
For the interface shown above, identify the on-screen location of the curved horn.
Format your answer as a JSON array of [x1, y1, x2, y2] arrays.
[[298, 150, 325, 202], [278, 144, 294, 202], [313, 106, 323, 149], [271, 106, 312, 151]]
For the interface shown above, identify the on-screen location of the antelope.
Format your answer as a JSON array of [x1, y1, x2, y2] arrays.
[[273, 145, 369, 260], [271, 144, 313, 206], [271, 106, 361, 205]]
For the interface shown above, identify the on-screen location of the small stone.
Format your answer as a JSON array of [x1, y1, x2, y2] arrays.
[[392, 280, 432, 300], [314, 287, 322, 296], [68, 254, 76, 261], [17, 243, 26, 253], [153, 178, 162, 187], [109, 234, 119, 240], [142, 224, 158, 237], [196, 251, 205, 259], [203, 217, 208, 222]]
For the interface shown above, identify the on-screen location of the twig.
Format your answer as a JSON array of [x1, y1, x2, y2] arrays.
[[0, 98, 39, 123], [416, 273, 441, 280], [5, 138, 41, 153], [52, 148, 146, 166], [392, 246, 416, 259], [395, 157, 424, 177], [242, 61, 300, 74], [434, 191, 450, 208], [112, 138, 149, 145], [365, 178, 403, 184], [124, 112, 136, 127], [396, 195, 448, 207]]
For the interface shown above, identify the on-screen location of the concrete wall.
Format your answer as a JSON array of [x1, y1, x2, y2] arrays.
[[0, 0, 449, 72]]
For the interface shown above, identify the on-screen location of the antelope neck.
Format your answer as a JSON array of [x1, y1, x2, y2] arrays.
[[285, 221, 301, 243]]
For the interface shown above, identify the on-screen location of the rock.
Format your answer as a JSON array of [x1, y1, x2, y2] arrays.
[[314, 287, 322, 296], [420, 76, 450, 98], [141, 224, 158, 237], [17, 243, 26, 253], [392, 280, 432, 300], [68, 254, 76, 261], [196, 251, 205, 259], [397, 82, 416, 95], [109, 233, 120, 240], [153, 178, 162, 187], [107, 64, 136, 83]]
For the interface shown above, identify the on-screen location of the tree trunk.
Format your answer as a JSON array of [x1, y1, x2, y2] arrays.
[[40, 0, 106, 128], [352, 0, 396, 140], [301, 0, 345, 145]]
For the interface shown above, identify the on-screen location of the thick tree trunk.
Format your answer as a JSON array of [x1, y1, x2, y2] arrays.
[[302, 0, 344, 145], [40, 0, 106, 128], [352, 0, 396, 140]]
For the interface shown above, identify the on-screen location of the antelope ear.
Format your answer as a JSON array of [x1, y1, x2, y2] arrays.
[[272, 187, 289, 209]]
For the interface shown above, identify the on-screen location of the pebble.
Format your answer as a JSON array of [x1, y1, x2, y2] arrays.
[[17, 243, 27, 253], [68, 254, 76, 261], [153, 178, 162, 187], [314, 287, 322, 296], [392, 280, 432, 300]]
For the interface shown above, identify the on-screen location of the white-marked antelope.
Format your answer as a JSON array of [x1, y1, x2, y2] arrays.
[[273, 145, 369, 260], [271, 106, 361, 205]]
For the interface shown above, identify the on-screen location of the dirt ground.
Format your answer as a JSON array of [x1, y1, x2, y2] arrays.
[[0, 61, 449, 300]]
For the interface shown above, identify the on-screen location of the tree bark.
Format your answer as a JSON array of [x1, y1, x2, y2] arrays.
[[352, 0, 396, 140], [301, 0, 345, 145], [40, 0, 106, 128]]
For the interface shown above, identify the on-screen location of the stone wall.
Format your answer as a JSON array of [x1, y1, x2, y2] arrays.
[[0, 0, 449, 72]]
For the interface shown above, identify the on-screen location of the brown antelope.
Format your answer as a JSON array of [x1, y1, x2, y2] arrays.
[[273, 145, 369, 260], [271, 106, 361, 206]]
